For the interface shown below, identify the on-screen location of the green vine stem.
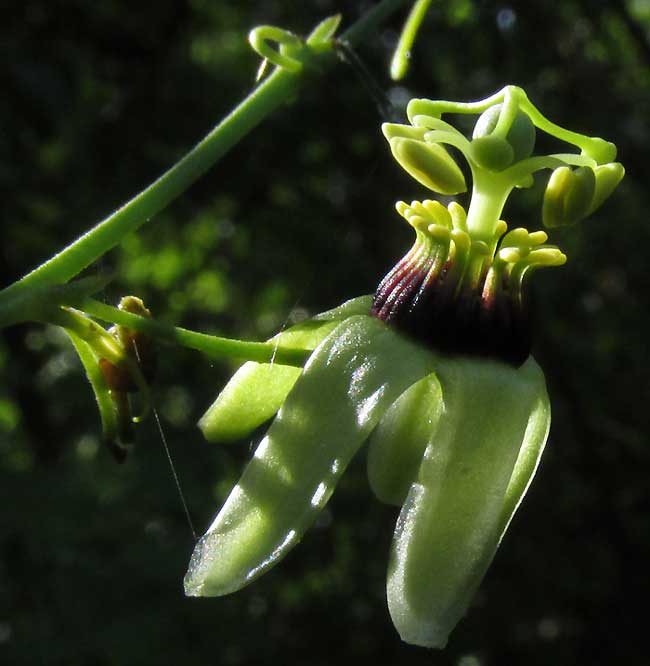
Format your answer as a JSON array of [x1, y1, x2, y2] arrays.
[[0, 0, 408, 315], [0, 274, 111, 329], [80, 299, 311, 367], [0, 66, 300, 308]]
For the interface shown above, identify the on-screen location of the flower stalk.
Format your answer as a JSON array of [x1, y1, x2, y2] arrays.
[[80, 299, 312, 367]]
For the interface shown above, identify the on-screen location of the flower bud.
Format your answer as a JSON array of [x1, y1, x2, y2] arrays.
[[542, 165, 595, 228], [98, 296, 156, 392]]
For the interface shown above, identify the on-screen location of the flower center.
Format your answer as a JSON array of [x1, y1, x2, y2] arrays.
[[371, 200, 565, 366], [371, 85, 624, 365]]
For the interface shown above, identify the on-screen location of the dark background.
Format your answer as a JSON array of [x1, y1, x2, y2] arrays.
[[1, 1, 649, 664]]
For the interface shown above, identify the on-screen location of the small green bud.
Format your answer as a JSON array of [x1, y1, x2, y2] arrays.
[[389, 137, 467, 195], [542, 166, 596, 228], [471, 103, 536, 170]]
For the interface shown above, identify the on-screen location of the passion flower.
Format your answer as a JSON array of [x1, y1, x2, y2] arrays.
[[184, 86, 623, 648]]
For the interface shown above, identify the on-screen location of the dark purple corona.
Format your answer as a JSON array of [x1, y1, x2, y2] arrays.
[[371, 200, 563, 366]]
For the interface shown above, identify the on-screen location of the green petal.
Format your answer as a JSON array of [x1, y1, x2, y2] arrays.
[[367, 373, 442, 506], [185, 315, 438, 597], [387, 356, 549, 649], [198, 296, 372, 443], [198, 362, 304, 443], [498, 384, 550, 538]]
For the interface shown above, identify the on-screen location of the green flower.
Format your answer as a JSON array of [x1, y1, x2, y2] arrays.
[[184, 86, 623, 648]]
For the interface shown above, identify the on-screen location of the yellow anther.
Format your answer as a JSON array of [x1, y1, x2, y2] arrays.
[[389, 137, 467, 195], [542, 165, 595, 228]]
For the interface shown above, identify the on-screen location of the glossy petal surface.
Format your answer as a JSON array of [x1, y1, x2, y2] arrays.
[[185, 314, 437, 596], [387, 356, 549, 648], [367, 372, 443, 506]]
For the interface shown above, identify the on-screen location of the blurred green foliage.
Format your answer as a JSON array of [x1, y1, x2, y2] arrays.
[[1, 1, 649, 664]]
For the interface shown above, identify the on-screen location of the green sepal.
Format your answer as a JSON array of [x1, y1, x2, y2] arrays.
[[367, 373, 442, 506], [388, 137, 467, 195], [542, 165, 595, 228], [65, 329, 131, 462], [184, 315, 438, 597], [198, 296, 372, 443], [387, 356, 550, 649]]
